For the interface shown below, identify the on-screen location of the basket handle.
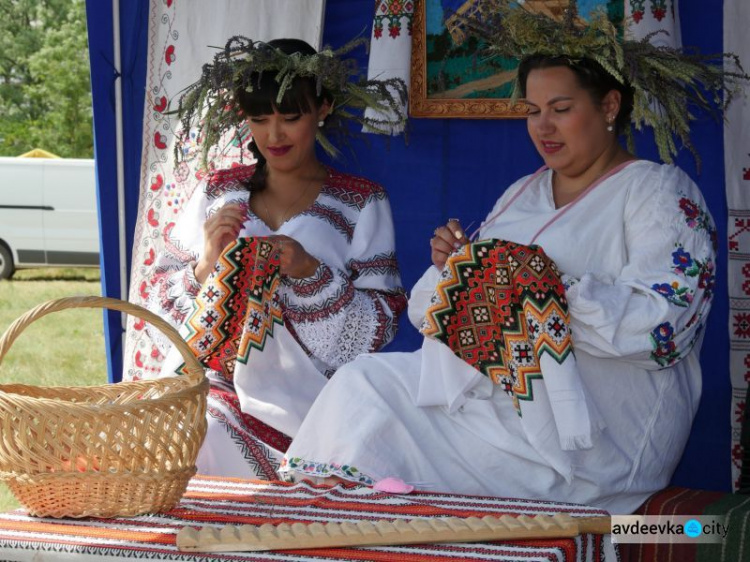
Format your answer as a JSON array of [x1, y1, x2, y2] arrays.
[[0, 296, 205, 382]]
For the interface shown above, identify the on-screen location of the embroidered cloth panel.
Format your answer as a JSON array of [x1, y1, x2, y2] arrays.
[[420, 240, 593, 452], [421, 241, 573, 391], [183, 237, 283, 379], [362, 0, 414, 134], [0, 475, 612, 561], [723, 0, 750, 492]]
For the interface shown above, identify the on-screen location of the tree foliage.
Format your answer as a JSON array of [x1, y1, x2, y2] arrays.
[[0, 0, 93, 158]]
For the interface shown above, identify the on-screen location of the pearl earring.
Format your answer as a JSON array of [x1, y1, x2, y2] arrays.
[[606, 116, 614, 132], [318, 120, 325, 127]]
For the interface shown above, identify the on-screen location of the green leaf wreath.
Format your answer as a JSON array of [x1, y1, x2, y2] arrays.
[[459, 0, 749, 166], [172, 36, 408, 169]]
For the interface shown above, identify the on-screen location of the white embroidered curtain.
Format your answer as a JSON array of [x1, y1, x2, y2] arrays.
[[724, 0, 750, 492], [362, 0, 414, 134], [625, 0, 681, 44]]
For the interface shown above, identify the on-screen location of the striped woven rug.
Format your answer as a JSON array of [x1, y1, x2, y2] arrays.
[[620, 487, 750, 562], [0, 475, 614, 561]]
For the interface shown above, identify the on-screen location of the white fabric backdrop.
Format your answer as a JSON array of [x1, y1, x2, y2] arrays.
[[125, 0, 325, 380], [363, 0, 414, 133], [724, 0, 750, 492], [625, 0, 681, 45]]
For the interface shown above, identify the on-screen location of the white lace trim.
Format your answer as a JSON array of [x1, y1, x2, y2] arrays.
[[291, 291, 380, 369]]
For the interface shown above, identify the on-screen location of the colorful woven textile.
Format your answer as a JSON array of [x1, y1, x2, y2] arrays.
[[620, 486, 750, 562], [420, 240, 592, 451], [183, 237, 282, 379], [0, 475, 613, 561], [421, 240, 572, 399]]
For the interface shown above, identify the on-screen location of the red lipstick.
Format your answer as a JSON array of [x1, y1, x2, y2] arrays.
[[540, 141, 563, 154], [267, 145, 292, 157]]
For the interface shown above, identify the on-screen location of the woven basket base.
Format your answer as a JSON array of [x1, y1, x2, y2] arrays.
[[3, 467, 197, 518]]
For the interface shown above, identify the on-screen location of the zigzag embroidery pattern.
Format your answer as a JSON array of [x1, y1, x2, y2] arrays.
[[421, 240, 574, 414], [305, 203, 355, 242], [204, 165, 256, 199], [183, 237, 283, 379], [320, 181, 386, 211], [348, 252, 401, 278]]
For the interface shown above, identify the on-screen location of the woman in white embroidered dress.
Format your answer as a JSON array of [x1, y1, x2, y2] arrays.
[[279, 51, 718, 514], [148, 38, 407, 480]]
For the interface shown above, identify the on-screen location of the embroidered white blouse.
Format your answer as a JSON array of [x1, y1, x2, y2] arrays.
[[148, 164, 406, 436], [407, 160, 715, 509], [282, 160, 716, 514]]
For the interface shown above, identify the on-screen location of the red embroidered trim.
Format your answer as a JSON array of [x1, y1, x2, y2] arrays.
[[288, 264, 334, 298]]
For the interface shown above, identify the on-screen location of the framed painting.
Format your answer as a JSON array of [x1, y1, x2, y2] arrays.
[[409, 0, 623, 119]]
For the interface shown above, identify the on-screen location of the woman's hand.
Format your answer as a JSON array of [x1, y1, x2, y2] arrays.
[[195, 203, 247, 283], [267, 235, 320, 279], [430, 219, 470, 269]]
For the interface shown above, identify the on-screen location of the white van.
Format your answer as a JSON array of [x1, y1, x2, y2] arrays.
[[0, 157, 100, 279]]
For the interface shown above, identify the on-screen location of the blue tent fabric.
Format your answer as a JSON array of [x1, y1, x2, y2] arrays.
[[85, 0, 149, 381], [85, 0, 731, 494]]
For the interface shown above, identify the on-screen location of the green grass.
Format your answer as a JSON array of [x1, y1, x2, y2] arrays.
[[0, 268, 107, 512], [12, 267, 102, 282]]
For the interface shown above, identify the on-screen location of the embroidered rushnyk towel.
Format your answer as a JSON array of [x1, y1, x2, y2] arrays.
[[0, 475, 613, 561], [361, 0, 414, 135], [183, 237, 283, 379], [421, 239, 593, 451]]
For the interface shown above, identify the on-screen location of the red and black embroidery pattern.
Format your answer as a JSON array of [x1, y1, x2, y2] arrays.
[[184, 237, 283, 379], [320, 169, 386, 211], [348, 252, 401, 279], [421, 240, 574, 413], [205, 164, 255, 199]]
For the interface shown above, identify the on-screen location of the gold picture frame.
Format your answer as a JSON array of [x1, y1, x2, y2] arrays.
[[409, 0, 528, 119]]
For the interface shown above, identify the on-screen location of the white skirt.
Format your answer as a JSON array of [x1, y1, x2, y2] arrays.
[[281, 349, 659, 515], [196, 386, 292, 480]]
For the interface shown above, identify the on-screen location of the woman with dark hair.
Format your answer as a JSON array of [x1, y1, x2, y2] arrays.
[[280, 4, 745, 514], [194, 39, 336, 286], [147, 37, 408, 480]]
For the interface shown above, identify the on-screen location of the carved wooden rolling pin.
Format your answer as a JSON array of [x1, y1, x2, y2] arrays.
[[177, 513, 612, 553]]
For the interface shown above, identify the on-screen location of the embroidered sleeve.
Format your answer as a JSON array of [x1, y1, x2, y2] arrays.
[[146, 179, 248, 354], [564, 166, 716, 370], [279, 195, 407, 369]]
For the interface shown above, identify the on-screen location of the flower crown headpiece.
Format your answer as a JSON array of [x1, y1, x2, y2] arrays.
[[461, 0, 748, 166], [173, 36, 408, 168]]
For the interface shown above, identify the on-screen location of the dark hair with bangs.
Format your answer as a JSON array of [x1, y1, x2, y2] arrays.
[[517, 54, 635, 135], [234, 38, 331, 193]]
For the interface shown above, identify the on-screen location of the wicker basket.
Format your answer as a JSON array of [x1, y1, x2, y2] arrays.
[[0, 296, 208, 518]]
